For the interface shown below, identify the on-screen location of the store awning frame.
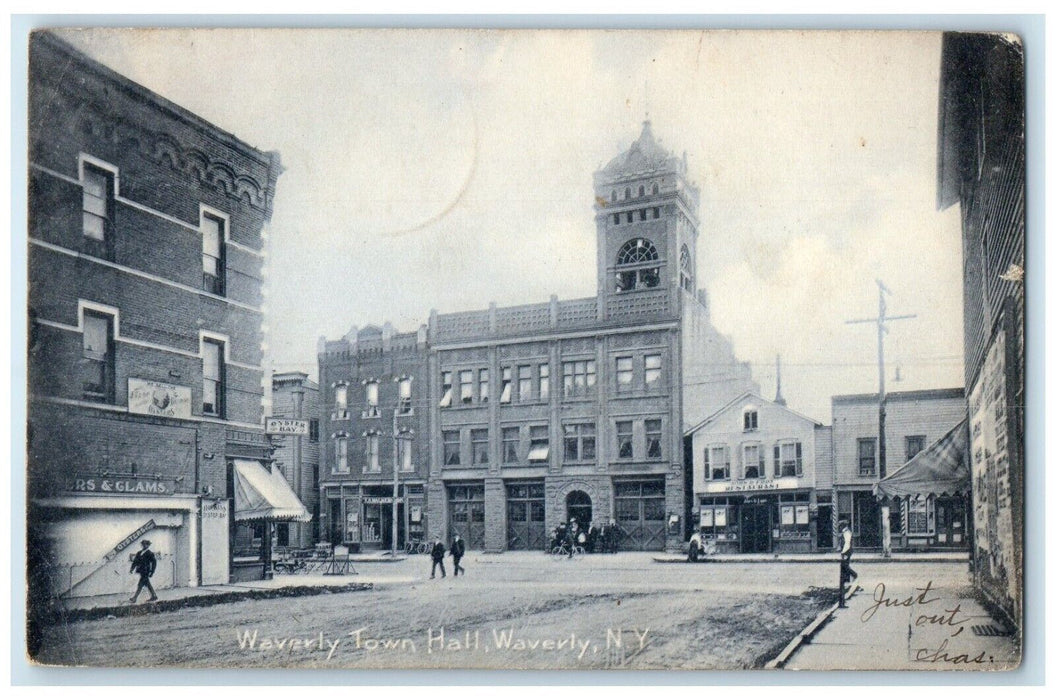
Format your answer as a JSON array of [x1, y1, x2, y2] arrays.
[[874, 420, 970, 500], [232, 459, 311, 523]]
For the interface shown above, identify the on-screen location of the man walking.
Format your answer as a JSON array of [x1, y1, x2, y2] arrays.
[[838, 521, 858, 608], [430, 536, 446, 579], [450, 533, 466, 576], [129, 539, 158, 603]]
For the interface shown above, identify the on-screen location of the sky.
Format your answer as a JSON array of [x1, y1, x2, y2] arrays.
[[52, 28, 966, 423]]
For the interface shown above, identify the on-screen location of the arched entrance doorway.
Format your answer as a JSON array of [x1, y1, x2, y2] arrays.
[[565, 490, 593, 527]]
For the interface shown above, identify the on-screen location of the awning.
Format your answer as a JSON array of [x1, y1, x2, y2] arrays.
[[874, 420, 970, 500], [233, 459, 311, 523]]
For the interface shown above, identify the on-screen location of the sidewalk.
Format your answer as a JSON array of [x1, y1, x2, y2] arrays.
[[653, 551, 970, 564], [782, 577, 1020, 670]]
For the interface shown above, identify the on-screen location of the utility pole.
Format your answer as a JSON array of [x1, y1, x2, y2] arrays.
[[846, 280, 916, 479]]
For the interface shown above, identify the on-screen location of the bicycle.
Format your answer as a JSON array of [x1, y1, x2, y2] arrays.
[[405, 539, 429, 555], [550, 544, 586, 557]]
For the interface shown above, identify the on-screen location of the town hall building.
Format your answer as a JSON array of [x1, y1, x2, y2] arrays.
[[317, 121, 757, 552]]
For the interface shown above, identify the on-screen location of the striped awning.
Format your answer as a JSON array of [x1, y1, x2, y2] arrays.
[[874, 420, 970, 499], [233, 459, 311, 522]]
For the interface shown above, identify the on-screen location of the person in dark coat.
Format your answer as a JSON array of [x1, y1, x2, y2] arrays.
[[429, 536, 446, 579], [450, 534, 466, 576], [586, 523, 599, 553], [129, 539, 158, 603], [566, 519, 579, 558], [608, 519, 622, 554]]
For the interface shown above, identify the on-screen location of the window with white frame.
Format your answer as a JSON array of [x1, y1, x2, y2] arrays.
[[614, 238, 661, 292], [333, 383, 349, 419], [705, 445, 731, 480], [518, 365, 532, 402], [478, 369, 489, 404], [439, 371, 453, 407], [397, 377, 412, 414], [905, 435, 927, 460], [82, 164, 113, 247], [615, 356, 633, 391], [460, 370, 474, 404], [364, 380, 380, 417], [443, 430, 461, 466], [527, 425, 549, 462], [743, 409, 759, 431], [562, 359, 596, 398], [905, 496, 935, 535], [775, 440, 803, 477], [538, 363, 550, 401], [333, 435, 349, 473], [365, 432, 380, 472], [858, 438, 877, 476], [500, 367, 513, 403], [616, 421, 634, 459], [645, 419, 662, 459], [502, 426, 520, 463], [644, 353, 662, 387], [201, 212, 226, 296], [471, 428, 489, 465], [563, 423, 596, 462], [81, 310, 114, 402], [202, 338, 224, 417], [398, 433, 414, 471], [680, 244, 693, 292], [743, 443, 762, 479]]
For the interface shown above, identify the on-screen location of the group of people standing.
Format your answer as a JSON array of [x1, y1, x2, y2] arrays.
[[550, 519, 622, 555], [429, 533, 466, 579]]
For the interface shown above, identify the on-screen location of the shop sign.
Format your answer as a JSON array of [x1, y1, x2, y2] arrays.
[[704, 477, 800, 494], [128, 378, 192, 419], [363, 496, 403, 505], [66, 476, 172, 494], [103, 519, 156, 563], [202, 501, 228, 519], [265, 417, 309, 435]]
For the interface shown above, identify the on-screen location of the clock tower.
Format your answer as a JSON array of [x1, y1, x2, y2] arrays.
[[593, 120, 702, 322]]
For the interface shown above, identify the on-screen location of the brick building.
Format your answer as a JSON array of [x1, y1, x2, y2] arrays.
[[318, 121, 757, 552], [937, 32, 1025, 631], [831, 388, 967, 552], [269, 372, 322, 548], [27, 33, 294, 599]]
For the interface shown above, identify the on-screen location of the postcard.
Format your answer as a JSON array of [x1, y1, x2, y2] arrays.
[[24, 27, 1025, 671]]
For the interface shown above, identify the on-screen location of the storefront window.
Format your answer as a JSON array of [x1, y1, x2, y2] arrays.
[[698, 499, 738, 541], [776, 493, 811, 541], [905, 496, 935, 535]]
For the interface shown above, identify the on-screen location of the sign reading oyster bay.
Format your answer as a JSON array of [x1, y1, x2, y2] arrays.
[[128, 378, 192, 418], [265, 417, 309, 435]]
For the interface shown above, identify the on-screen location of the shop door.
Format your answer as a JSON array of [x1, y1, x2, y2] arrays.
[[448, 483, 486, 549], [936, 497, 967, 548], [854, 492, 882, 548], [379, 503, 406, 551], [507, 483, 546, 550], [328, 499, 342, 544], [740, 503, 772, 553], [816, 505, 834, 550], [614, 480, 666, 551]]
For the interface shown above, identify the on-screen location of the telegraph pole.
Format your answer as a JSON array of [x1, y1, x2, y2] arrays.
[[846, 280, 916, 479]]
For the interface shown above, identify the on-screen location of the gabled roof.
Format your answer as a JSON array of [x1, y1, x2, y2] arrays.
[[684, 391, 822, 436]]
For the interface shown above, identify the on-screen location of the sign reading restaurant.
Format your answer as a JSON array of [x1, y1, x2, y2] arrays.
[[128, 378, 192, 419], [265, 417, 310, 435], [704, 477, 801, 494]]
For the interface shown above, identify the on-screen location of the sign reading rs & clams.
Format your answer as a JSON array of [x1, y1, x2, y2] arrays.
[[128, 378, 192, 419], [265, 417, 310, 435]]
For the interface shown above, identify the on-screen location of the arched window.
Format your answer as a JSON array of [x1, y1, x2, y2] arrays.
[[680, 244, 693, 292], [651, 183, 659, 195], [638, 185, 645, 197], [610, 190, 617, 204], [615, 238, 661, 292], [624, 187, 631, 200]]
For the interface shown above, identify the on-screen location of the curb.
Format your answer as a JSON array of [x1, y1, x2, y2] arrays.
[[652, 556, 968, 565], [764, 584, 862, 670]]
